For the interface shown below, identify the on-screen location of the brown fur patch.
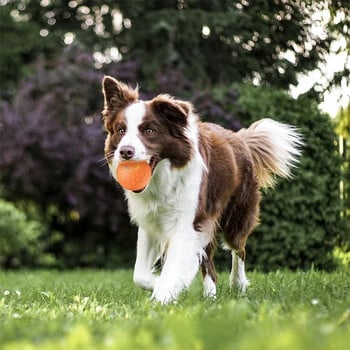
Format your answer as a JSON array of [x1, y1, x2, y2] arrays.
[[139, 99, 193, 168], [102, 76, 138, 133], [195, 122, 261, 280]]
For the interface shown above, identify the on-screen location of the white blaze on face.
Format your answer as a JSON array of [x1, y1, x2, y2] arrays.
[[112, 102, 149, 171]]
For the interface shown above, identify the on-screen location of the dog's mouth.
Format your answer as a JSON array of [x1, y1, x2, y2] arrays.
[[132, 155, 160, 194], [149, 155, 160, 173]]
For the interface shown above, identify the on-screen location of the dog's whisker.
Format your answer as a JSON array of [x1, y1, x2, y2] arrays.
[[97, 158, 108, 168], [97, 157, 107, 164]]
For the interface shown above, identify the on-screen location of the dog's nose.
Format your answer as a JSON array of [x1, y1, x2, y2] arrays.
[[119, 146, 135, 160]]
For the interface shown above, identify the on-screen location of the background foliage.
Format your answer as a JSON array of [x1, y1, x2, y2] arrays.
[[1, 0, 349, 95], [0, 199, 55, 267], [0, 0, 349, 270]]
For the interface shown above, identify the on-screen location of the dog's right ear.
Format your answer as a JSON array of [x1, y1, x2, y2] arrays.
[[102, 76, 138, 112]]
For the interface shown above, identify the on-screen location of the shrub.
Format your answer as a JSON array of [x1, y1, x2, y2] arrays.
[[0, 199, 55, 267]]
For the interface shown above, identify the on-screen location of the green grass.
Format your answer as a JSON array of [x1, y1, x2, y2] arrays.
[[0, 269, 349, 349]]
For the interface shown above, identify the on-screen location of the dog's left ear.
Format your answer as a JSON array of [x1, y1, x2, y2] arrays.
[[151, 94, 192, 127], [102, 76, 138, 112]]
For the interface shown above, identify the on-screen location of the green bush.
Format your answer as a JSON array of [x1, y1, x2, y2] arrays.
[[226, 85, 342, 270], [0, 199, 56, 267]]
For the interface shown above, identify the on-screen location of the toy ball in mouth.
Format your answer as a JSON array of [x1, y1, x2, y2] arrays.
[[116, 160, 152, 192]]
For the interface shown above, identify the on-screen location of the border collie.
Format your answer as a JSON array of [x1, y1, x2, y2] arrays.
[[102, 76, 302, 304]]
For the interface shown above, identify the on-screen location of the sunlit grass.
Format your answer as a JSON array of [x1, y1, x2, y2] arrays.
[[0, 269, 349, 349]]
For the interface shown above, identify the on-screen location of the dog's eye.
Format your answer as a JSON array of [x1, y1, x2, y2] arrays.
[[117, 127, 126, 135], [145, 128, 154, 135]]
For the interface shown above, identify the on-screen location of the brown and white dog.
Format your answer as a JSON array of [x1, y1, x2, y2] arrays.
[[102, 76, 302, 304]]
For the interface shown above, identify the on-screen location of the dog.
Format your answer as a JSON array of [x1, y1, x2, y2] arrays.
[[102, 76, 302, 304]]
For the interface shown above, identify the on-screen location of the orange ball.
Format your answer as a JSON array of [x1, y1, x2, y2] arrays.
[[116, 160, 152, 191]]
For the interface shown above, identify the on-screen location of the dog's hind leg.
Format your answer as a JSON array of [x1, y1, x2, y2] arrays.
[[201, 241, 217, 298], [230, 250, 250, 292], [221, 180, 261, 293]]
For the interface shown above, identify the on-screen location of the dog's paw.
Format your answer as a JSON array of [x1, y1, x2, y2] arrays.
[[150, 280, 181, 304], [230, 277, 250, 293], [150, 290, 175, 305], [133, 274, 156, 291], [203, 275, 217, 299]]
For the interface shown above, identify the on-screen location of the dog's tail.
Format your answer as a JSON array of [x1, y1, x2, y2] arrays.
[[238, 118, 303, 188]]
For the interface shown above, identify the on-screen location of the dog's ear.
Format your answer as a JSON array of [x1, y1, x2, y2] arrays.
[[102, 76, 138, 112], [151, 95, 192, 127]]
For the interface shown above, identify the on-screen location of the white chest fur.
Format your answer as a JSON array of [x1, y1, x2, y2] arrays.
[[126, 157, 203, 239]]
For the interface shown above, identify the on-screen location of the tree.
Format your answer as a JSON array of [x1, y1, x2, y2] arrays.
[[1, 0, 349, 96], [0, 6, 43, 98]]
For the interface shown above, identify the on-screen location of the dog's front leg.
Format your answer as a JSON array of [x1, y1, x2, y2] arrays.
[[133, 227, 158, 290], [151, 229, 201, 304]]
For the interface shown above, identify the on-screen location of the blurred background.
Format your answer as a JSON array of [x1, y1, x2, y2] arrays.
[[0, 0, 349, 271]]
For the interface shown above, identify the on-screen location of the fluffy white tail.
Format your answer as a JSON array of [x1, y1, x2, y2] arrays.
[[238, 118, 303, 188]]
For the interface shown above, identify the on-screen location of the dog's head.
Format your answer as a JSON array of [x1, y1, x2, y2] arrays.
[[102, 76, 196, 188]]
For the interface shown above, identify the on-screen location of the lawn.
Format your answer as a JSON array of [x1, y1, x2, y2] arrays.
[[0, 269, 349, 349]]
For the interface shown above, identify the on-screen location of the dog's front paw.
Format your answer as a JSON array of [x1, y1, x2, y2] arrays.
[[151, 289, 175, 305], [150, 280, 181, 304]]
